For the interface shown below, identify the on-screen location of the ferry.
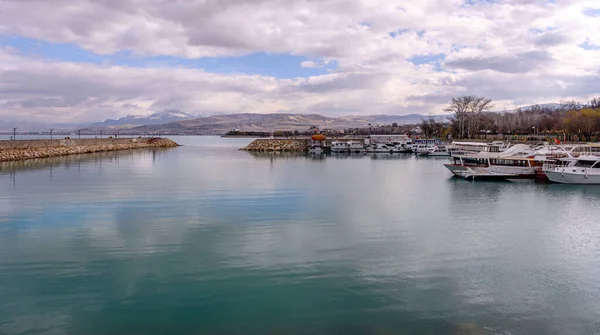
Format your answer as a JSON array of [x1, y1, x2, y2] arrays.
[[449, 156, 543, 180], [543, 156, 600, 184], [443, 144, 534, 175]]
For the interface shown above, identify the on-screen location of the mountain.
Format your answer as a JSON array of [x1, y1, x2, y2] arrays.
[[86, 110, 196, 129], [127, 113, 453, 135]]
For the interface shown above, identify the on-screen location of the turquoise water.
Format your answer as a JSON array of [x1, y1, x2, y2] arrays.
[[1, 136, 600, 334]]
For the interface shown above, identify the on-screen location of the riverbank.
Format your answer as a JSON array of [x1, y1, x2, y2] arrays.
[[0, 137, 180, 162]]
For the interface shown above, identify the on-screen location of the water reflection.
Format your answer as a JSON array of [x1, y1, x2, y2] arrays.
[[1, 137, 600, 335], [246, 151, 419, 161], [0, 147, 174, 175]]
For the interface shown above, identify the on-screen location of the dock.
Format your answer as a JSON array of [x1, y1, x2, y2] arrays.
[[241, 138, 365, 152]]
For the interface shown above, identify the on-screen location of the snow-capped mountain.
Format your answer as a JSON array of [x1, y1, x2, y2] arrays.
[[87, 110, 196, 128]]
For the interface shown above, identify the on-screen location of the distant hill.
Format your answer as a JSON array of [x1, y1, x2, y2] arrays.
[[86, 110, 196, 129], [127, 113, 453, 135]]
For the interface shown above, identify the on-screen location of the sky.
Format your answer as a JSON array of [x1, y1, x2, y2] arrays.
[[0, 0, 599, 123]]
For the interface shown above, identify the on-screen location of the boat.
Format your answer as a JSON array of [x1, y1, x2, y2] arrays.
[[367, 142, 411, 153], [331, 141, 366, 154], [308, 146, 323, 154], [309, 133, 326, 154], [569, 144, 600, 157], [543, 155, 600, 184], [413, 139, 442, 154], [448, 141, 509, 157], [417, 145, 450, 157], [461, 167, 518, 180], [347, 141, 366, 153], [365, 135, 413, 153], [447, 155, 542, 179], [443, 144, 534, 175]]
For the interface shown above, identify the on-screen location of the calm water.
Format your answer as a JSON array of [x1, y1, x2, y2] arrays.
[[1, 136, 600, 335]]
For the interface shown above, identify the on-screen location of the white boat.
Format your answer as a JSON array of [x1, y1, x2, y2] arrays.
[[417, 145, 450, 157], [448, 141, 509, 157], [331, 141, 365, 153], [461, 167, 519, 180], [331, 141, 348, 153], [308, 146, 323, 154], [569, 144, 600, 157], [543, 155, 600, 184], [365, 135, 413, 153], [347, 141, 366, 153], [444, 144, 546, 179], [367, 142, 411, 153], [413, 139, 441, 154], [443, 144, 534, 175]]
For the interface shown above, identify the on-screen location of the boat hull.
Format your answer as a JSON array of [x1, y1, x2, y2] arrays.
[[419, 151, 450, 157], [544, 170, 600, 184], [444, 164, 469, 175], [445, 164, 537, 179]]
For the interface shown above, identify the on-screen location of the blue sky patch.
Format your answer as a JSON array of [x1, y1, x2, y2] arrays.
[[579, 41, 600, 50], [388, 29, 410, 38], [409, 53, 445, 70], [1, 35, 336, 79], [583, 8, 600, 17]]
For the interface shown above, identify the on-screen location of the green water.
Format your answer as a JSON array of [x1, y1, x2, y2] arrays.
[[1, 136, 600, 334]]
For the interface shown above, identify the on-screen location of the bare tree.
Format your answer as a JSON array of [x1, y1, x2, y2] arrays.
[[445, 95, 492, 138], [559, 100, 581, 112], [420, 117, 445, 138], [467, 96, 493, 138], [445, 96, 471, 138]]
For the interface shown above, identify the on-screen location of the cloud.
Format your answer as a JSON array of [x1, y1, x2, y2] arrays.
[[300, 61, 321, 68], [0, 0, 599, 123], [445, 50, 554, 74]]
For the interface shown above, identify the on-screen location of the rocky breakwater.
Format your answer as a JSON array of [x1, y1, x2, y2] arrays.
[[242, 139, 307, 152], [0, 138, 180, 162]]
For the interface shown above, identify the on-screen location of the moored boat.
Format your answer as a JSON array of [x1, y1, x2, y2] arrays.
[[365, 135, 413, 153], [413, 138, 442, 154], [448, 141, 507, 156], [543, 155, 600, 184], [445, 150, 543, 179], [331, 141, 366, 154], [417, 145, 450, 157]]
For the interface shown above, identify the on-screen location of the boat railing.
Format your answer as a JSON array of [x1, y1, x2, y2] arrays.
[[542, 163, 566, 172]]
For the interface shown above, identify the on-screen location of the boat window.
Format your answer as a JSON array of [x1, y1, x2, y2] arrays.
[[574, 160, 596, 168]]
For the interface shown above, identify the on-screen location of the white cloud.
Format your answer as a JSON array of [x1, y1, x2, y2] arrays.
[[300, 60, 321, 68], [0, 0, 599, 123]]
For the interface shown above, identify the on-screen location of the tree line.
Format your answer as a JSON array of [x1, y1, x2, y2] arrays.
[[419, 96, 600, 142]]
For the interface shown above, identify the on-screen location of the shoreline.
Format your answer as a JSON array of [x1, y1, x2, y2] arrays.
[[0, 137, 180, 162]]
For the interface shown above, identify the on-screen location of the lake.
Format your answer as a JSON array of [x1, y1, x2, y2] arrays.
[[1, 136, 600, 334]]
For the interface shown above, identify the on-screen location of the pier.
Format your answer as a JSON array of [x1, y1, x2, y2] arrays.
[[241, 138, 366, 152], [0, 137, 180, 162]]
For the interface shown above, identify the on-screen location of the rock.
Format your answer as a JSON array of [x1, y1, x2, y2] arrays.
[[0, 138, 180, 162]]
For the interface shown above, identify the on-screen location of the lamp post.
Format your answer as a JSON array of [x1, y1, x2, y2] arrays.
[[50, 128, 54, 140], [13, 128, 17, 140]]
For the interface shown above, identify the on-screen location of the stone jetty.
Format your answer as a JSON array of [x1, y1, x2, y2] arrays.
[[242, 139, 308, 152], [0, 137, 179, 162]]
